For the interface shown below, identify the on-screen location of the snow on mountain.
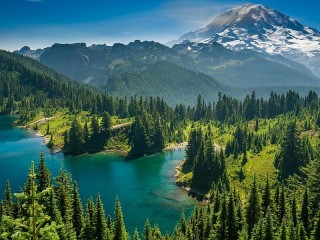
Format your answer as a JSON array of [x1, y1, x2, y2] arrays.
[[173, 3, 320, 77]]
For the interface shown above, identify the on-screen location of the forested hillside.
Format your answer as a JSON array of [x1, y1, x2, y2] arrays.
[[106, 61, 229, 105]]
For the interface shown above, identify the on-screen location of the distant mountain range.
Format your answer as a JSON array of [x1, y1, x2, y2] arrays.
[[13, 3, 320, 105]]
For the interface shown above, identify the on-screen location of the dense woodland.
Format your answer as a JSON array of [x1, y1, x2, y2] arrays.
[[1, 49, 320, 239]]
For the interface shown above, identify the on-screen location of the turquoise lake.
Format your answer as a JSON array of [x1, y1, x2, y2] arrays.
[[0, 115, 195, 233]]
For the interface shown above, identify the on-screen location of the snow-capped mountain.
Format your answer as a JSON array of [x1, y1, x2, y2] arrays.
[[172, 3, 320, 77]]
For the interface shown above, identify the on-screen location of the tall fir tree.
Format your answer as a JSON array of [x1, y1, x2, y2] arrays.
[[94, 193, 109, 240], [262, 175, 271, 216], [226, 193, 238, 240], [300, 188, 310, 236], [36, 152, 51, 192], [246, 176, 261, 237], [113, 196, 127, 240], [72, 181, 84, 238], [54, 169, 73, 224]]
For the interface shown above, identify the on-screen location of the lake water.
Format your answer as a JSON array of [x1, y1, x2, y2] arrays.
[[0, 115, 195, 233]]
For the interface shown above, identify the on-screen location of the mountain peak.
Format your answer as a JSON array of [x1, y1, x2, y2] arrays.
[[173, 3, 320, 77]]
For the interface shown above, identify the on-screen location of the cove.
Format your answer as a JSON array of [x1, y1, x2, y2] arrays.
[[0, 115, 195, 233]]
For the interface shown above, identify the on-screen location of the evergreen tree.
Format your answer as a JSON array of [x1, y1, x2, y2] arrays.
[[184, 129, 201, 172], [226, 193, 238, 240], [255, 118, 259, 132], [153, 117, 165, 152], [72, 181, 84, 238], [83, 122, 90, 147], [190, 141, 206, 191], [144, 218, 152, 240], [215, 193, 227, 240], [133, 228, 140, 240], [278, 186, 286, 222], [246, 176, 261, 237], [113, 196, 127, 240], [291, 194, 297, 227], [301, 188, 310, 236], [81, 197, 95, 240], [45, 188, 62, 224], [251, 218, 264, 240], [298, 222, 308, 240], [264, 208, 275, 240], [179, 211, 187, 235], [54, 169, 73, 224], [36, 153, 51, 192], [262, 175, 271, 216], [277, 121, 304, 180], [130, 115, 150, 156], [67, 118, 84, 154], [94, 193, 108, 240], [2, 180, 13, 217], [311, 211, 320, 240], [278, 221, 288, 240], [90, 115, 100, 148]]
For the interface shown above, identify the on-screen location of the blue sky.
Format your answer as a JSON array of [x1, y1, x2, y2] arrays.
[[1, 0, 319, 51]]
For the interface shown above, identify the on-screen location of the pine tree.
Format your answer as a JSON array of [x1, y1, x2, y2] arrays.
[[151, 224, 162, 239], [264, 208, 275, 240], [68, 118, 84, 154], [226, 193, 238, 240], [251, 218, 263, 240], [45, 188, 62, 224], [81, 197, 95, 240], [54, 169, 73, 224], [190, 141, 206, 191], [255, 118, 259, 132], [184, 129, 201, 172], [278, 221, 287, 240], [311, 211, 320, 240], [278, 186, 286, 222], [36, 153, 51, 192], [236, 202, 244, 234], [133, 228, 140, 240], [291, 194, 297, 227], [72, 181, 84, 238], [2, 180, 13, 216], [179, 211, 187, 235], [262, 175, 271, 216], [144, 218, 152, 240], [113, 196, 127, 240], [216, 193, 227, 240], [90, 115, 100, 148], [153, 117, 165, 152], [83, 122, 90, 147], [130, 115, 151, 156], [300, 188, 310, 236], [101, 112, 112, 133], [298, 222, 308, 240], [277, 121, 304, 180], [246, 176, 261, 237], [302, 157, 320, 219], [94, 193, 108, 240]]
